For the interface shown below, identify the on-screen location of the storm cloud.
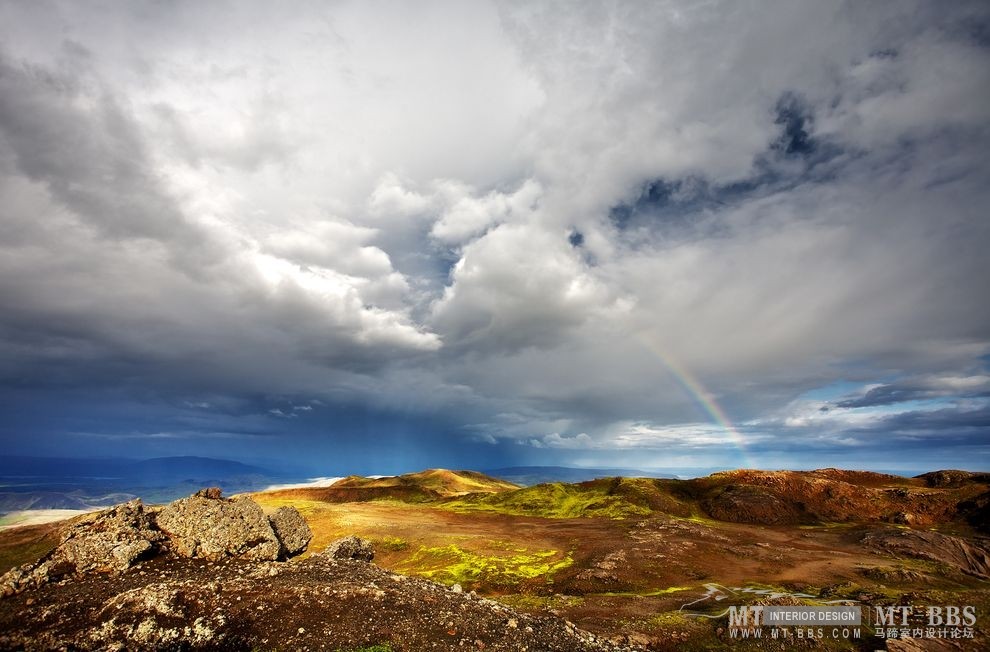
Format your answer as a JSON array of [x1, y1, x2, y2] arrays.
[[0, 1, 988, 472]]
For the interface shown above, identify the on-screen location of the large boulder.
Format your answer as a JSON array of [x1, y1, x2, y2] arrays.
[[322, 535, 374, 561], [155, 492, 282, 561], [1, 499, 163, 595], [269, 506, 312, 557]]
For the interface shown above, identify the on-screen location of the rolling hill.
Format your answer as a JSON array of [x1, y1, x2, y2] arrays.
[[257, 467, 990, 531], [256, 469, 519, 504]]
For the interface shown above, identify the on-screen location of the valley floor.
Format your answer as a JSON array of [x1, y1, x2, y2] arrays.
[[0, 509, 97, 530], [248, 496, 990, 650]]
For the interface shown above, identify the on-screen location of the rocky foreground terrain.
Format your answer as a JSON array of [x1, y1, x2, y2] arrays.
[[2, 469, 989, 651], [0, 488, 632, 651]]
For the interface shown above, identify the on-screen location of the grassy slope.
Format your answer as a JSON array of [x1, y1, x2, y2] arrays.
[[333, 469, 520, 495], [0, 522, 61, 574], [440, 477, 693, 519], [257, 469, 520, 506]]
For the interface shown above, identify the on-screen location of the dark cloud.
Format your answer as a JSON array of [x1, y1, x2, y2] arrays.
[[772, 93, 816, 157], [0, 51, 220, 269], [0, 1, 987, 471], [873, 404, 990, 438], [836, 375, 990, 408]]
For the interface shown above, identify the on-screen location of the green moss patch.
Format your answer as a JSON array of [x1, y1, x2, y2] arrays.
[[440, 482, 652, 519], [376, 536, 409, 552], [395, 544, 573, 589], [593, 585, 694, 598]]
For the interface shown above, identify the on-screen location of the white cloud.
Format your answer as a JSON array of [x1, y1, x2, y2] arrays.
[[265, 219, 393, 278], [430, 179, 541, 245], [0, 1, 987, 465]]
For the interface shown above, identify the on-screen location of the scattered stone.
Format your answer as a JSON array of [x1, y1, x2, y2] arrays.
[[322, 535, 375, 562]]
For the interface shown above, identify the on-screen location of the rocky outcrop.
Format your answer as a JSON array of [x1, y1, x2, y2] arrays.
[[194, 487, 223, 499], [53, 499, 163, 572], [322, 535, 375, 561], [0, 491, 310, 597], [916, 470, 990, 488], [861, 528, 990, 579], [268, 506, 311, 556], [0, 552, 631, 651], [155, 492, 283, 561], [1, 499, 163, 596]]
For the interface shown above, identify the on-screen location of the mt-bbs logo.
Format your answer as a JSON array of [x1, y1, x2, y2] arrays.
[[873, 606, 977, 627]]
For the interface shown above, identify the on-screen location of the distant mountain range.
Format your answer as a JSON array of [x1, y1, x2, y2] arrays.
[[0, 456, 290, 511], [0, 455, 272, 482]]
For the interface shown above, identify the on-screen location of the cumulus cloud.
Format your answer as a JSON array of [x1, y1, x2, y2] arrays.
[[0, 0, 988, 469], [430, 179, 541, 245]]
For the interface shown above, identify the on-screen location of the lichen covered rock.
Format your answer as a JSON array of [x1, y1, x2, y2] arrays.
[[1, 499, 163, 595], [155, 494, 282, 561], [322, 535, 375, 561]]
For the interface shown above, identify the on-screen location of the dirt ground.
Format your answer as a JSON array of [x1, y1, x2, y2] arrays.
[[247, 498, 990, 648]]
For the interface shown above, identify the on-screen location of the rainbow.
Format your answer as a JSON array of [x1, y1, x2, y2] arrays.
[[637, 339, 756, 469]]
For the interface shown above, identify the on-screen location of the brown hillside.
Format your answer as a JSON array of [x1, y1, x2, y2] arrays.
[[686, 469, 988, 528], [334, 469, 519, 495]]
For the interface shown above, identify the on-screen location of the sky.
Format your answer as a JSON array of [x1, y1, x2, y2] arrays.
[[0, 0, 988, 475]]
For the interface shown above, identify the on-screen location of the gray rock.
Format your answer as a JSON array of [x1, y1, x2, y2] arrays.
[[156, 495, 281, 561], [268, 506, 312, 557], [58, 499, 163, 571], [1, 499, 163, 595], [322, 535, 374, 561]]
